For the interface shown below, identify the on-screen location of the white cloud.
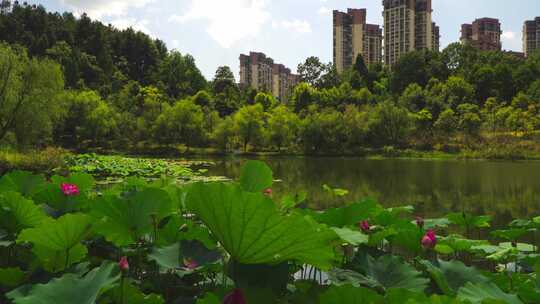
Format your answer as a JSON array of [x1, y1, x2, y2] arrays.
[[318, 6, 332, 15], [59, 0, 154, 18], [109, 18, 152, 36], [501, 31, 516, 40], [272, 19, 312, 34], [168, 0, 270, 49]]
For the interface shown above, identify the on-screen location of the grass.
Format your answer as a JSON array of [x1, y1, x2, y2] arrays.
[[0, 147, 67, 175]]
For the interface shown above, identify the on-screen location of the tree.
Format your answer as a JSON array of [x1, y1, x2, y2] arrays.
[[297, 56, 335, 88], [267, 105, 299, 151], [159, 51, 207, 99], [291, 83, 319, 113], [154, 100, 204, 151], [192, 90, 213, 109], [212, 116, 236, 152], [456, 103, 482, 137], [0, 44, 64, 146], [254, 92, 276, 111], [300, 107, 346, 153], [367, 101, 413, 146], [434, 108, 457, 135], [390, 51, 429, 94], [400, 83, 427, 112], [212, 66, 237, 94], [233, 104, 265, 152]]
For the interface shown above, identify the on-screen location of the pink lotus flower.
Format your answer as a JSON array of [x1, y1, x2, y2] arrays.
[[119, 256, 129, 272], [61, 183, 80, 196], [416, 216, 424, 228], [223, 289, 246, 304], [183, 258, 198, 270], [421, 230, 437, 249], [263, 188, 273, 197], [359, 220, 371, 233]]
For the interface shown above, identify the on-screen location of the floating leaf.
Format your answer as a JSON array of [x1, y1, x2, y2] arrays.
[[186, 183, 337, 269], [6, 262, 119, 304], [239, 161, 273, 193]]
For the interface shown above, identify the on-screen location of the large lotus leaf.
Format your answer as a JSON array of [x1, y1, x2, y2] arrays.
[[457, 282, 523, 304], [186, 182, 337, 269], [6, 262, 119, 304], [318, 284, 383, 304], [157, 217, 216, 249], [327, 268, 381, 290], [0, 191, 47, 233], [91, 187, 174, 246], [17, 213, 92, 272], [102, 281, 164, 304], [424, 218, 451, 230], [385, 289, 464, 304], [387, 220, 424, 254], [447, 213, 491, 229], [239, 160, 273, 193], [149, 240, 220, 271], [0, 267, 26, 287], [419, 259, 489, 296], [0, 171, 46, 197], [196, 293, 220, 304], [305, 199, 382, 228], [332, 227, 368, 245], [438, 235, 489, 253], [353, 254, 429, 293], [491, 228, 529, 241]]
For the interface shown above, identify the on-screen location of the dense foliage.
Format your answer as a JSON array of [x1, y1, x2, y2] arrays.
[[1, 161, 540, 303], [2, 3, 540, 157]]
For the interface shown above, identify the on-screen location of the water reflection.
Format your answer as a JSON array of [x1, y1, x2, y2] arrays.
[[200, 156, 540, 228]]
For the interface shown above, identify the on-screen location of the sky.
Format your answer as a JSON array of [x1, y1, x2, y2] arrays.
[[26, 0, 540, 80]]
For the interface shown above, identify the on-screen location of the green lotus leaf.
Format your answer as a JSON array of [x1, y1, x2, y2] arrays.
[[186, 182, 337, 269], [239, 160, 273, 192], [306, 199, 381, 228], [332, 227, 369, 245], [318, 284, 384, 304], [149, 243, 182, 270], [500, 242, 535, 252], [281, 190, 307, 211], [102, 281, 164, 304], [447, 213, 491, 229], [0, 191, 47, 233], [457, 282, 523, 304], [196, 293, 220, 304], [149, 240, 220, 271], [327, 268, 380, 290], [491, 228, 529, 241], [387, 220, 424, 254], [90, 187, 174, 246], [424, 218, 451, 229], [385, 288, 429, 304], [323, 184, 349, 197], [419, 259, 489, 296], [438, 235, 489, 253], [6, 262, 119, 304], [17, 213, 92, 272], [352, 253, 429, 293], [0, 267, 26, 288], [0, 171, 46, 197]]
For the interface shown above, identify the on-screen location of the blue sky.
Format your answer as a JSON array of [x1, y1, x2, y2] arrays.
[[27, 0, 540, 80]]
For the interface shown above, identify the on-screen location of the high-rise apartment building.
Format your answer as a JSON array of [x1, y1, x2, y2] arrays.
[[523, 17, 540, 57], [333, 9, 382, 73], [461, 18, 502, 51], [239, 52, 299, 102], [432, 22, 440, 51], [382, 0, 434, 66]]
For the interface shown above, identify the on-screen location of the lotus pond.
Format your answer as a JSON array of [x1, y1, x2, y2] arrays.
[[1, 160, 540, 303]]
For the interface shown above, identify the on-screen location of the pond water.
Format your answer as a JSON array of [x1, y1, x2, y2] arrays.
[[197, 156, 540, 228]]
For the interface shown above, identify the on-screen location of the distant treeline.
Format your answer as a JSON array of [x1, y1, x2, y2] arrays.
[[1, 3, 540, 155]]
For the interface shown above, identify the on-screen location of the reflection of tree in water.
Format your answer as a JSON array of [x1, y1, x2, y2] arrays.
[[206, 157, 540, 229]]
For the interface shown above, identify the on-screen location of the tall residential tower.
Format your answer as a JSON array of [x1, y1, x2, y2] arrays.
[[333, 9, 382, 73], [523, 17, 540, 57], [461, 18, 502, 51], [382, 0, 435, 66], [239, 52, 299, 102]]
